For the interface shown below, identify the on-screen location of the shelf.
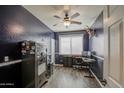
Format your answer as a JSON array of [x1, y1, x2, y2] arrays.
[[92, 54, 104, 61], [0, 60, 22, 67]]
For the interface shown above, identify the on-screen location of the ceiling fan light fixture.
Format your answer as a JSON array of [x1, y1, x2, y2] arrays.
[[64, 20, 70, 26], [53, 7, 81, 28]]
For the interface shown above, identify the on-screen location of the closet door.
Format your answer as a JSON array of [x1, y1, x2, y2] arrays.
[[104, 5, 124, 87], [109, 20, 123, 87]]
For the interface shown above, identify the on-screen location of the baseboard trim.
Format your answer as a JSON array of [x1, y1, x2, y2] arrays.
[[90, 69, 104, 88]]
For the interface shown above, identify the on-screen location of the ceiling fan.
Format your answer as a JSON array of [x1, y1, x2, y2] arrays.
[[53, 6, 82, 28]]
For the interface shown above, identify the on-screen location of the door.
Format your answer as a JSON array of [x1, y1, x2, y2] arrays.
[[104, 5, 124, 87], [109, 20, 123, 87]]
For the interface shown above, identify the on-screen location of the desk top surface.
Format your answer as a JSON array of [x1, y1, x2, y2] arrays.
[[74, 56, 96, 63], [82, 57, 96, 63], [75, 57, 82, 59]]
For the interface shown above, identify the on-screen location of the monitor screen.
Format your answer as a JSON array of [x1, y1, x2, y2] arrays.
[[82, 51, 91, 57]]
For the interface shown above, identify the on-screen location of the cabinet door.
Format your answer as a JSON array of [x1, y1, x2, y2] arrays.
[[22, 58, 35, 87]]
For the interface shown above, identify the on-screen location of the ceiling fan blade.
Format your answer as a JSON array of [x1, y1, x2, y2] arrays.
[[71, 12, 80, 19], [53, 15, 62, 19], [53, 23, 59, 26], [71, 20, 82, 25], [53, 21, 63, 26]]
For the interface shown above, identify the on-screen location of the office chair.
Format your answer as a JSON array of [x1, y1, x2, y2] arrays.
[[72, 57, 83, 69]]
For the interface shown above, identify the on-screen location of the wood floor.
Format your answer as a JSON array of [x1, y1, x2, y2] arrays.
[[43, 66, 101, 88]]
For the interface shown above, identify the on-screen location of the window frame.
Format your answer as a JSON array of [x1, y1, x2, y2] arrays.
[[59, 34, 83, 55]]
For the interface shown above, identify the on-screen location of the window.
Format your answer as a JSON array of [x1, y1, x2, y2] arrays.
[[59, 35, 83, 55], [60, 37, 71, 54]]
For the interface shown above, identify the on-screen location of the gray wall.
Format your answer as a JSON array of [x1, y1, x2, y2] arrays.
[[89, 12, 104, 57]]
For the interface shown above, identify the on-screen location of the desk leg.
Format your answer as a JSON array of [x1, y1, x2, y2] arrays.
[[84, 64, 94, 78]]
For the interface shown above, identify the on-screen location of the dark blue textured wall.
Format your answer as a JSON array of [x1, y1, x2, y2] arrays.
[[83, 32, 89, 51], [0, 5, 54, 87], [89, 12, 104, 80], [0, 5, 54, 62]]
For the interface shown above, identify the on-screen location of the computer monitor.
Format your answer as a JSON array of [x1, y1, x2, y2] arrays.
[[82, 51, 91, 57]]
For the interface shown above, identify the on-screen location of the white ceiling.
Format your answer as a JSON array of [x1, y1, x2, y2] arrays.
[[23, 5, 104, 32]]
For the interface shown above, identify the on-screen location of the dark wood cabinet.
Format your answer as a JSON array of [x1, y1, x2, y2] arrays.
[[63, 57, 72, 67], [0, 62, 22, 88], [60, 55, 73, 67]]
